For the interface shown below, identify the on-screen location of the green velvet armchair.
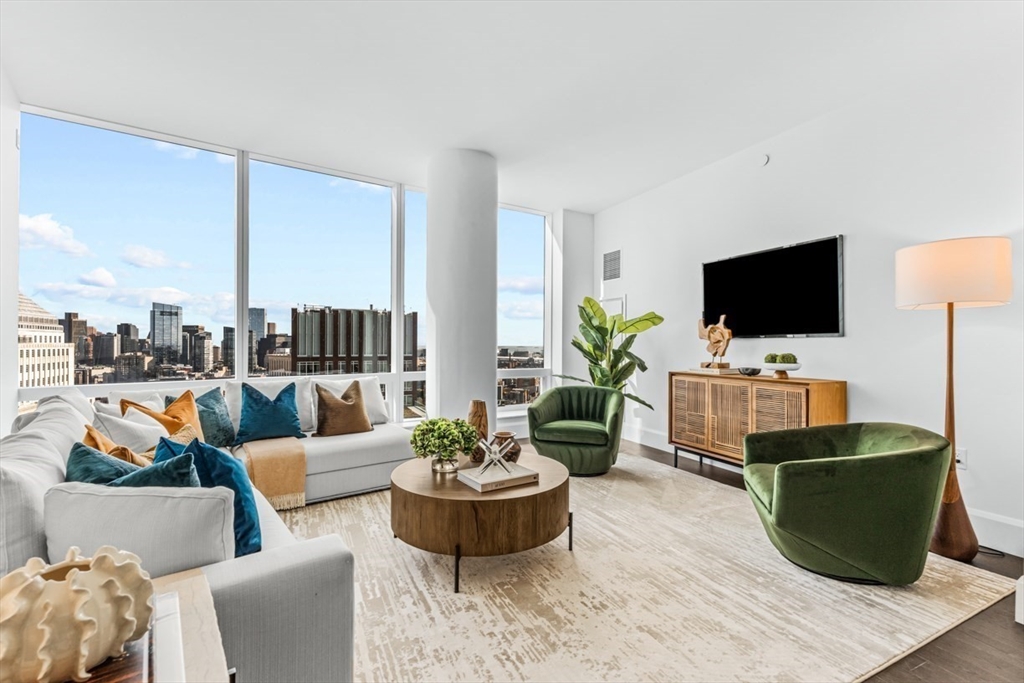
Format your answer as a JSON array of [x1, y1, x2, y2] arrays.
[[528, 386, 625, 476], [744, 422, 951, 586]]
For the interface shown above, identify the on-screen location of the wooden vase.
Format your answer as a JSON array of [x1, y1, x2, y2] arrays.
[[467, 399, 489, 464]]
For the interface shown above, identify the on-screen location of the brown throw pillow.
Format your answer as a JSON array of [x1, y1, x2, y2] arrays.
[[315, 382, 373, 437], [83, 424, 152, 467]]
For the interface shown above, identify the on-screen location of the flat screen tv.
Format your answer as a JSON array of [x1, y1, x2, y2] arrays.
[[702, 236, 844, 338]]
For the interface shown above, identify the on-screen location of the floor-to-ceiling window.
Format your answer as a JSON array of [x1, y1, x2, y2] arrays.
[[496, 207, 548, 408], [248, 159, 393, 380], [16, 109, 551, 421], [402, 189, 427, 418], [17, 113, 235, 388]]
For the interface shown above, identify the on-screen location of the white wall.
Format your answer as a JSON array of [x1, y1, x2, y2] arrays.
[[552, 210, 595, 384], [0, 65, 20, 436], [592, 58, 1024, 554]]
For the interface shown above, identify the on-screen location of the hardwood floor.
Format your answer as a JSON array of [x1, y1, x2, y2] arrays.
[[620, 439, 1024, 683]]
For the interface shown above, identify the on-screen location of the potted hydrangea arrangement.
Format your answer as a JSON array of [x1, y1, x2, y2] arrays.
[[410, 417, 481, 473]]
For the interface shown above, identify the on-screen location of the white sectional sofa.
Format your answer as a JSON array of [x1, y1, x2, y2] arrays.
[[109, 375, 413, 502], [0, 374, 416, 682]]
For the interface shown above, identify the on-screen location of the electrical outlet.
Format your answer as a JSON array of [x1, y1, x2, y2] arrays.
[[956, 448, 967, 470]]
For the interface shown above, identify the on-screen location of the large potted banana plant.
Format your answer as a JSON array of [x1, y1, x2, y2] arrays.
[[556, 296, 664, 409]]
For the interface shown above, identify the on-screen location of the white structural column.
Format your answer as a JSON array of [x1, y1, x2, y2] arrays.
[[0, 67, 21, 435], [551, 210, 595, 385], [426, 149, 498, 425]]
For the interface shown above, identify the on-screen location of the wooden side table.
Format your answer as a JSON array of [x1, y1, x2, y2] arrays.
[[90, 568, 229, 683]]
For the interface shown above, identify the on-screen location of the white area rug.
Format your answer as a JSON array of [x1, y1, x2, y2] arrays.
[[280, 454, 1015, 682]]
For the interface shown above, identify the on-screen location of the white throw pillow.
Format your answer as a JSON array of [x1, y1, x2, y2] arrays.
[[93, 409, 169, 453], [94, 401, 122, 416], [313, 376, 390, 426], [225, 377, 315, 432], [105, 390, 165, 412], [45, 482, 236, 578]]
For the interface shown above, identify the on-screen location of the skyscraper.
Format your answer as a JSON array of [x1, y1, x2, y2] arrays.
[[93, 332, 120, 366], [19, 293, 75, 388], [61, 312, 90, 363], [150, 302, 183, 365], [116, 323, 139, 353], [222, 326, 235, 375], [193, 331, 214, 373], [182, 324, 206, 369], [291, 305, 414, 375], [248, 308, 267, 341]]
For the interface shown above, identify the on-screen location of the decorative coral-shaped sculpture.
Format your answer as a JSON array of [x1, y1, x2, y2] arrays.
[[0, 546, 154, 683]]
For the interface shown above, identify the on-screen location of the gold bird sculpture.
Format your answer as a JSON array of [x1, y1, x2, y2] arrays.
[[698, 315, 733, 364]]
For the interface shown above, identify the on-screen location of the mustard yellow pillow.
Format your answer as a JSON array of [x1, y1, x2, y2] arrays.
[[83, 424, 153, 467], [121, 390, 205, 442]]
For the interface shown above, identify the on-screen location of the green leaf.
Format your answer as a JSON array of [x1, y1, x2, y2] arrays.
[[553, 374, 591, 385], [570, 337, 601, 364], [624, 393, 655, 410], [607, 314, 624, 337], [624, 350, 648, 373], [579, 324, 606, 354], [619, 312, 665, 335], [589, 364, 612, 387], [582, 296, 607, 328], [610, 348, 625, 371], [618, 333, 637, 354], [611, 360, 637, 386]]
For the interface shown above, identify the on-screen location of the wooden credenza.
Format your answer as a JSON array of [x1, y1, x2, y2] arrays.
[[669, 371, 847, 465]]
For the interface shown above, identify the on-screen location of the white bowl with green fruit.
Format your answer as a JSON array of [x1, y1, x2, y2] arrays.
[[763, 353, 801, 379]]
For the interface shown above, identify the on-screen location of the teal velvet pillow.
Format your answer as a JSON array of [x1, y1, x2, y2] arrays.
[[154, 438, 262, 556], [233, 382, 306, 446], [108, 453, 201, 488], [66, 442, 140, 484], [165, 388, 235, 448]]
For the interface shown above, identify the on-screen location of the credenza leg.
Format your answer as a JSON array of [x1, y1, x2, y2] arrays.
[[454, 544, 461, 594], [674, 448, 679, 468]]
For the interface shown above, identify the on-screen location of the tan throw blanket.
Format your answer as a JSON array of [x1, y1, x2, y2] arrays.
[[237, 437, 306, 510]]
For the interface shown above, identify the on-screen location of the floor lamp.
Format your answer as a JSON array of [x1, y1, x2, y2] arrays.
[[895, 236, 1013, 562]]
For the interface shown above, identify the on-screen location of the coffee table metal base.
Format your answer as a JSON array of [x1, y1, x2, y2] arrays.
[[451, 511, 573, 593]]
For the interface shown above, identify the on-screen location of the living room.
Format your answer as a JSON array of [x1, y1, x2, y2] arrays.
[[0, 2, 1021, 683]]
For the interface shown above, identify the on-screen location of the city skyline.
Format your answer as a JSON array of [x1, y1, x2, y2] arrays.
[[18, 113, 546, 349]]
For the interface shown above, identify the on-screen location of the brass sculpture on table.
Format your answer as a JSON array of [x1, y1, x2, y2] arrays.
[[698, 315, 733, 368]]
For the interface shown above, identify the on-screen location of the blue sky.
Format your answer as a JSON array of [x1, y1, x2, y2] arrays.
[[19, 113, 545, 349]]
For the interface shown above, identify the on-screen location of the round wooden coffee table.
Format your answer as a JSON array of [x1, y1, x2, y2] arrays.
[[390, 452, 571, 592]]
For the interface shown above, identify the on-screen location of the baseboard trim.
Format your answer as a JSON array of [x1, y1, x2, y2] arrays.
[[622, 422, 1023, 556]]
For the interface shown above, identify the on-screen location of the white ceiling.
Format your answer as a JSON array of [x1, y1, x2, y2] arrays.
[[1, 1, 1021, 214]]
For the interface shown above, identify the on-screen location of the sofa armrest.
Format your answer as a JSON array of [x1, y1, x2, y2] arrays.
[[202, 535, 354, 683], [743, 425, 852, 467], [528, 390, 563, 433]]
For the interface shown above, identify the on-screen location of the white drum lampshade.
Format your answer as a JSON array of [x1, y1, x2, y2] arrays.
[[895, 236, 1013, 309]]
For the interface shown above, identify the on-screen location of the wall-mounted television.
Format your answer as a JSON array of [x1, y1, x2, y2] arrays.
[[702, 236, 844, 338]]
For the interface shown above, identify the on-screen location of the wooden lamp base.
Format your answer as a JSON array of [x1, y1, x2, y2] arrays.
[[930, 464, 979, 562]]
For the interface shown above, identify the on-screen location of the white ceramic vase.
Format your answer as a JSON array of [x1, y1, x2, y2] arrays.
[[0, 546, 154, 683]]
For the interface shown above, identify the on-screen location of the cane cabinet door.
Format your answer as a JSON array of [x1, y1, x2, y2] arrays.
[[708, 379, 751, 460], [752, 385, 807, 433], [671, 375, 709, 450]]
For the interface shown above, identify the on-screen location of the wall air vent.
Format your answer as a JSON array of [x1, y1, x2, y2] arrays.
[[603, 250, 621, 281]]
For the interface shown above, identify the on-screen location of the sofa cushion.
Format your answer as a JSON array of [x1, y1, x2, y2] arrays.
[[16, 400, 91, 462], [312, 377, 389, 426], [45, 482, 235, 578], [166, 388, 235, 448], [745, 463, 777, 512], [303, 423, 413, 475], [534, 419, 609, 446], [108, 454, 201, 488], [106, 389, 168, 411], [94, 409, 169, 453], [155, 438, 262, 557], [234, 383, 306, 445], [314, 382, 373, 437], [122, 390, 206, 442], [0, 430, 66, 575], [226, 377, 314, 433], [35, 389, 96, 422]]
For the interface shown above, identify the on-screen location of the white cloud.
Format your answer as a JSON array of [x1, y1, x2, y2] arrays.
[[500, 301, 544, 320], [34, 282, 236, 325], [152, 140, 199, 160], [19, 213, 92, 257], [215, 154, 235, 164], [498, 277, 544, 295], [120, 245, 191, 269], [78, 267, 117, 288], [328, 177, 389, 193]]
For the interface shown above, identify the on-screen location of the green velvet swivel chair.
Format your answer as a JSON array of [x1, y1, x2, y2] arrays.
[[528, 386, 625, 476], [744, 422, 951, 586]]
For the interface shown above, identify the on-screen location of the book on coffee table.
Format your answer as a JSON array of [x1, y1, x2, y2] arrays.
[[458, 462, 539, 493]]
